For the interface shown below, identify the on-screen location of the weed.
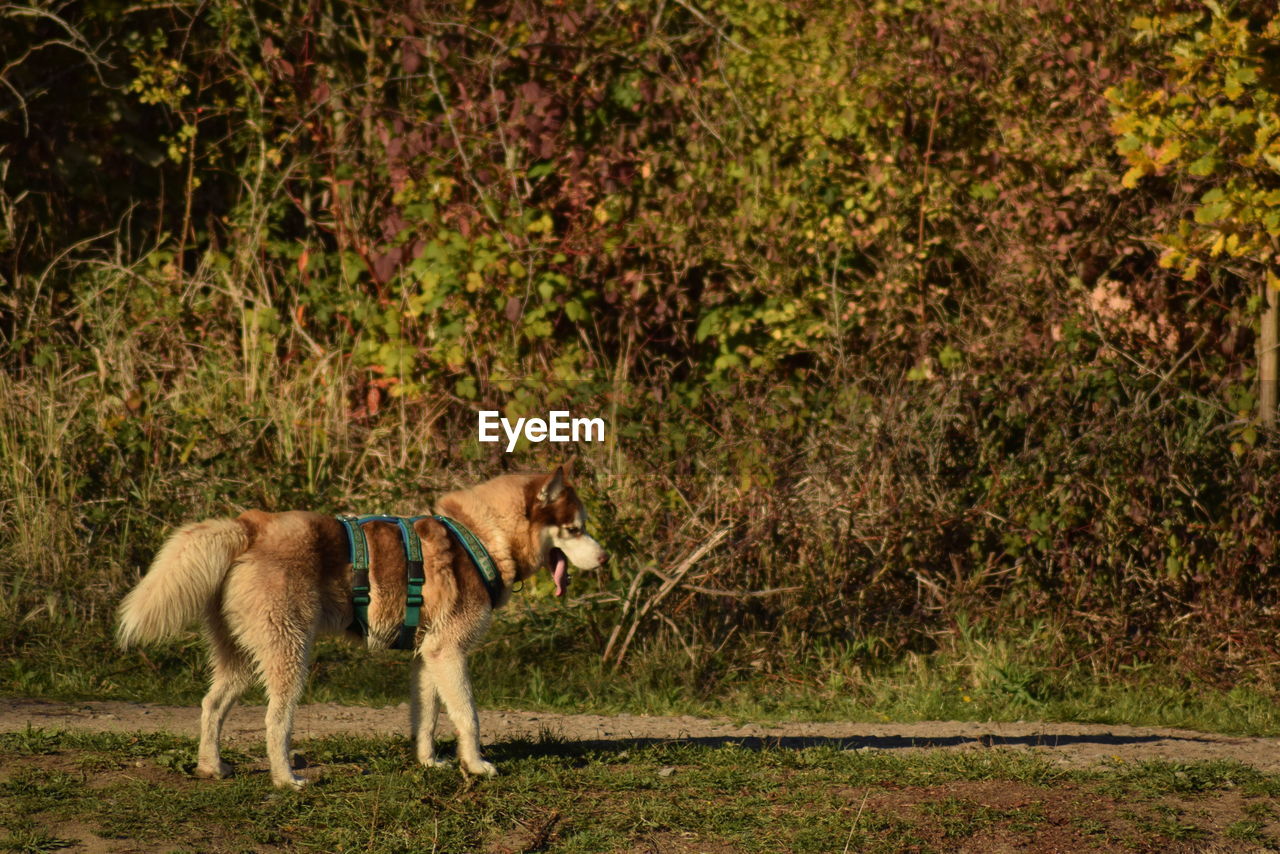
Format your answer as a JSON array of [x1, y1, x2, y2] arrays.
[[5, 728, 58, 757], [0, 826, 76, 854], [1226, 820, 1270, 843]]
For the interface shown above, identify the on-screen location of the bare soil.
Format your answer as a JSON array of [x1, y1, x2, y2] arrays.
[[3, 697, 1279, 770]]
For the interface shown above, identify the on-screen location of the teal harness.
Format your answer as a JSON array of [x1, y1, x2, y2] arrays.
[[337, 514, 503, 650]]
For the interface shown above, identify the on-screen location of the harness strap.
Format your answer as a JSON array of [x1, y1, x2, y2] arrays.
[[337, 515, 371, 636], [338, 514, 503, 646], [338, 514, 427, 646], [396, 516, 426, 649], [434, 515, 503, 608]]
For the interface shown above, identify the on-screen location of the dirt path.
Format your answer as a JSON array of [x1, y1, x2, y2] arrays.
[[3, 698, 1278, 770]]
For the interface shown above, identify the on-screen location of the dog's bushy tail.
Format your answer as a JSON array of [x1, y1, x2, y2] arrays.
[[117, 519, 249, 648]]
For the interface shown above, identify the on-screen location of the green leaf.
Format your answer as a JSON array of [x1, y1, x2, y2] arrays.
[[938, 344, 963, 370], [695, 311, 721, 343], [1195, 199, 1233, 224], [712, 352, 743, 371], [1187, 154, 1218, 177], [968, 181, 998, 201]]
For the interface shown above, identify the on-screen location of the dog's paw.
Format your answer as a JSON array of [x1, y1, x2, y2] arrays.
[[273, 774, 308, 791], [418, 756, 449, 770], [194, 760, 233, 780], [463, 759, 498, 778]]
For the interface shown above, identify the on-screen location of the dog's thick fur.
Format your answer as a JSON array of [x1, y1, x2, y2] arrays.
[[117, 467, 606, 789]]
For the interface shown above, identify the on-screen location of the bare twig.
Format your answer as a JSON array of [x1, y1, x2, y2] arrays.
[[606, 526, 730, 669], [0, 3, 112, 133], [644, 566, 801, 599], [655, 611, 698, 667], [425, 39, 499, 226], [668, 0, 748, 54], [843, 789, 870, 854], [601, 563, 651, 663]]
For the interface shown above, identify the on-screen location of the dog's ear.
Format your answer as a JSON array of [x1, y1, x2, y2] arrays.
[[561, 456, 576, 480], [537, 466, 566, 504]]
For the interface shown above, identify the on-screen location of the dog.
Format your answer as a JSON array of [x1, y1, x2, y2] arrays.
[[116, 466, 607, 789]]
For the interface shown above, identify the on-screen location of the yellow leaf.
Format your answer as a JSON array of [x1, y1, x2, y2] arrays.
[[1155, 139, 1182, 165]]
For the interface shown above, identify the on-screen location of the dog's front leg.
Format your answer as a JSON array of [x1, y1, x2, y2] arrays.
[[410, 656, 446, 768], [426, 650, 496, 777]]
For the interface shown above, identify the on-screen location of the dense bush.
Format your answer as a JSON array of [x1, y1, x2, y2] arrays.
[[2, 0, 1278, 684]]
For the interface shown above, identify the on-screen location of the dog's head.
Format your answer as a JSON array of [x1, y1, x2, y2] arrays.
[[527, 464, 607, 597]]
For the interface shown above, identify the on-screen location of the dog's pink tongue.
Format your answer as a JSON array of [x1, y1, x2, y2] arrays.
[[553, 554, 568, 597]]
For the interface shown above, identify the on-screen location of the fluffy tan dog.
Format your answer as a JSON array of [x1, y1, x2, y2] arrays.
[[117, 467, 606, 789]]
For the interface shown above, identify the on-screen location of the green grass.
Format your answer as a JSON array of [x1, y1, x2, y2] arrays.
[[4, 611, 1280, 738], [0, 730, 1277, 853]]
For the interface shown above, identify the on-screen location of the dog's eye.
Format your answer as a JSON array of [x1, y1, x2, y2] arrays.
[[564, 526, 582, 537]]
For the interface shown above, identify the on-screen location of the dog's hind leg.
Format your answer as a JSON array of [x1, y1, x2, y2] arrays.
[[424, 650, 496, 777], [409, 657, 445, 768], [196, 618, 252, 780], [255, 625, 315, 790]]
